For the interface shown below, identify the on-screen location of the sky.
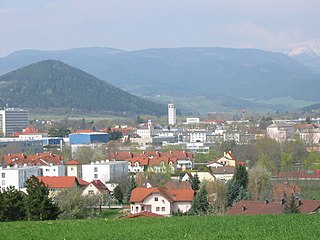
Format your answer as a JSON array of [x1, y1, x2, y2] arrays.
[[1, 0, 319, 57]]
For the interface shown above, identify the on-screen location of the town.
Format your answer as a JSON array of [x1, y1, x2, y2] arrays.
[[0, 105, 319, 221]]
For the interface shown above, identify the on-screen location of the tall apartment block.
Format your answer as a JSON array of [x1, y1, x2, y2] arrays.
[[168, 103, 176, 125], [0, 108, 29, 137]]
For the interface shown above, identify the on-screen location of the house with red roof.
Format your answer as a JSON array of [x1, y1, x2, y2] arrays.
[[216, 151, 245, 167], [37, 176, 80, 194], [82, 180, 110, 196], [111, 150, 194, 173], [130, 185, 194, 216], [228, 199, 320, 215]]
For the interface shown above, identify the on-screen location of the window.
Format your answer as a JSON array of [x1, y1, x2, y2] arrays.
[[1, 180, 5, 186], [88, 190, 94, 195], [142, 206, 144, 211], [94, 174, 98, 179], [70, 167, 74, 171], [1, 173, 5, 178], [154, 197, 158, 201], [156, 207, 160, 211], [94, 167, 98, 172], [162, 207, 165, 211]]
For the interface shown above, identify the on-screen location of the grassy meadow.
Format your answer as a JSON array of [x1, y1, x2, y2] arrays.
[[0, 214, 319, 240]]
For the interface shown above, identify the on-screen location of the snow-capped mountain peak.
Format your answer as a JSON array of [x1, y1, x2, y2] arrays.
[[287, 39, 320, 57]]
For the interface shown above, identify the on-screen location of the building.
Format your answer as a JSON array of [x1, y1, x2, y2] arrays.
[[0, 138, 43, 154], [65, 160, 81, 178], [69, 132, 109, 145], [82, 160, 128, 184], [0, 165, 41, 191], [38, 176, 80, 195], [82, 180, 110, 196], [130, 185, 194, 216], [267, 123, 294, 143], [168, 103, 176, 125], [0, 108, 29, 137]]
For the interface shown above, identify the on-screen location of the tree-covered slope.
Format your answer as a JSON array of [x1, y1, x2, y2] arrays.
[[0, 60, 166, 115]]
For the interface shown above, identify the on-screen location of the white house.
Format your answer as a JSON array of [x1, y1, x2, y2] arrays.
[[130, 186, 194, 216], [0, 165, 41, 191], [181, 172, 216, 182], [82, 180, 110, 196], [82, 160, 128, 184]]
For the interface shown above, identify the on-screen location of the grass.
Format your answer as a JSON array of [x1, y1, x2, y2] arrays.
[[0, 214, 319, 240]]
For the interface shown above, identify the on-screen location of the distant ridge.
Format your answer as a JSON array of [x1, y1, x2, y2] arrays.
[[0, 60, 166, 116], [1, 47, 320, 113]]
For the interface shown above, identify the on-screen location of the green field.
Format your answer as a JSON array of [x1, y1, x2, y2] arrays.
[[0, 214, 319, 240]]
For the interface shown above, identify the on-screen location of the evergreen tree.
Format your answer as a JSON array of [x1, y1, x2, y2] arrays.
[[125, 176, 137, 202], [113, 185, 124, 204], [284, 195, 301, 214], [0, 186, 25, 221], [226, 165, 249, 207], [24, 176, 60, 221], [189, 174, 200, 193], [233, 165, 248, 189], [189, 185, 209, 215], [226, 181, 241, 207]]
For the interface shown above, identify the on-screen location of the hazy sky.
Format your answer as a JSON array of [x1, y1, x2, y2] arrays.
[[1, 0, 319, 56]]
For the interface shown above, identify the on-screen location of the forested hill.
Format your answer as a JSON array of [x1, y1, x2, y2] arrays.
[[0, 60, 166, 115]]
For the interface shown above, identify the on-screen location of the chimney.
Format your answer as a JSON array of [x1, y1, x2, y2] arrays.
[[242, 205, 246, 212]]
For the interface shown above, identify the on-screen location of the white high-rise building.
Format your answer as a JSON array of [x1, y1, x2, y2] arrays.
[[0, 108, 29, 137], [168, 103, 176, 125]]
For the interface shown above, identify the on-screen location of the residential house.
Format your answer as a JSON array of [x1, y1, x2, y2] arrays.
[[210, 166, 235, 181], [37, 176, 80, 195], [181, 172, 216, 182], [130, 185, 194, 216], [82, 180, 110, 196]]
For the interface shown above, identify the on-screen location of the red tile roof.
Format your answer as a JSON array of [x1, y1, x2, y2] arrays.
[[130, 186, 194, 203], [228, 199, 320, 215], [78, 179, 90, 187], [65, 160, 80, 165], [38, 176, 79, 189], [210, 166, 235, 174], [90, 180, 110, 192], [3, 152, 64, 166], [274, 170, 320, 179]]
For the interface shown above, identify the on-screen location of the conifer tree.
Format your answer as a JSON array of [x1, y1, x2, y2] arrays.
[[0, 186, 25, 221], [125, 176, 137, 202], [189, 173, 201, 193], [113, 185, 124, 204], [24, 176, 60, 221]]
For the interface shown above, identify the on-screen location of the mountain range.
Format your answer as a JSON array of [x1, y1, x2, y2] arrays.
[[0, 60, 166, 116], [1, 46, 319, 114]]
